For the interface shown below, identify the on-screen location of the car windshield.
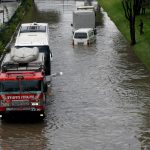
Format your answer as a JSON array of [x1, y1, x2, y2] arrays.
[[74, 32, 87, 39], [0, 80, 42, 92]]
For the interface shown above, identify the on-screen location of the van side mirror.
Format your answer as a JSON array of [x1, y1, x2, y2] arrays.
[[71, 23, 73, 27]]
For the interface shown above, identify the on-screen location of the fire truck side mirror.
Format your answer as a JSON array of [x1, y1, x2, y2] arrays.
[[45, 75, 51, 83]]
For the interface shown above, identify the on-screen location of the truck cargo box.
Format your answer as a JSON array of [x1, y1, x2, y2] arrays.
[[72, 10, 95, 33]]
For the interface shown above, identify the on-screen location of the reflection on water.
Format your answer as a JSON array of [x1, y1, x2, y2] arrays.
[[0, 0, 150, 149], [0, 121, 48, 150]]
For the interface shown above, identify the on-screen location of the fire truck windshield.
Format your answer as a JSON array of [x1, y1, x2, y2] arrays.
[[0, 80, 41, 92]]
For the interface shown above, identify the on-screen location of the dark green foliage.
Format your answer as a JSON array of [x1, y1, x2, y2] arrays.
[[0, 41, 4, 55], [142, 0, 150, 8], [0, 0, 33, 54]]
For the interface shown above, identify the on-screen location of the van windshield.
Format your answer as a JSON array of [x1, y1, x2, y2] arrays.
[[74, 33, 87, 39]]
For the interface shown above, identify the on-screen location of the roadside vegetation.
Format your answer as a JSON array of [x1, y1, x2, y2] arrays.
[[0, 0, 33, 55], [98, 0, 150, 70]]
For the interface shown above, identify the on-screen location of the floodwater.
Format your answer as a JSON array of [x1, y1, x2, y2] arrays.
[[1, 0, 150, 149]]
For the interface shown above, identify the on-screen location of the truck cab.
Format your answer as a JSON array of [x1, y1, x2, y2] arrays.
[[0, 71, 47, 119]]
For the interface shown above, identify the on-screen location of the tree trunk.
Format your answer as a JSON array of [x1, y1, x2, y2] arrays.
[[135, 0, 142, 15], [130, 16, 136, 45]]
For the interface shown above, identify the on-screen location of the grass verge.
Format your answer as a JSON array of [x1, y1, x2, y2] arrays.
[[98, 0, 150, 70]]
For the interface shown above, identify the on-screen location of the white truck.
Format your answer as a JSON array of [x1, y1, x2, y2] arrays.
[[71, 10, 96, 34], [14, 22, 52, 76]]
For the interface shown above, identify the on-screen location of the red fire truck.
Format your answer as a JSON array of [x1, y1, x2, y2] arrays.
[[0, 47, 50, 119]]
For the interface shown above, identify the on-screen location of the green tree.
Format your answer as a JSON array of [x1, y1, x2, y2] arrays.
[[141, 0, 150, 14]]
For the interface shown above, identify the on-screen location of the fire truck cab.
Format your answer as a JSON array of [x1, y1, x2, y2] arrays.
[[0, 47, 49, 119]]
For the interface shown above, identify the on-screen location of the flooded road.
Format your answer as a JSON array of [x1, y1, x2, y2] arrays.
[[1, 0, 150, 149]]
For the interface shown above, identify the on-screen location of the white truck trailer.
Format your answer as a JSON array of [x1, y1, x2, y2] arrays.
[[72, 10, 96, 34]]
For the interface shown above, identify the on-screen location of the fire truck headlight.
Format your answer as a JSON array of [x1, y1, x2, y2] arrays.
[[31, 102, 39, 106]]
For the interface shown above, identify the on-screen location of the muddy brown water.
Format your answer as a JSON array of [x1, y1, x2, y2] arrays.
[[0, 0, 150, 149]]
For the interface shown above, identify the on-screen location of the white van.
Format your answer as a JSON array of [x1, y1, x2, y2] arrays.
[[73, 28, 96, 45]]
